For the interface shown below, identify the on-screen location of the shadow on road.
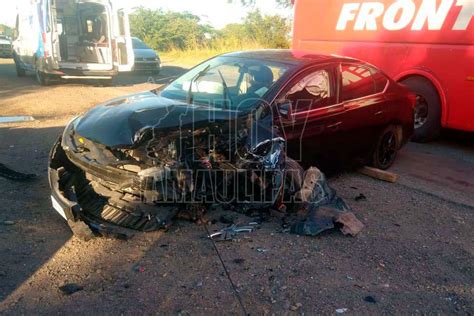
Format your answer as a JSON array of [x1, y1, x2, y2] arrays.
[[0, 125, 71, 303]]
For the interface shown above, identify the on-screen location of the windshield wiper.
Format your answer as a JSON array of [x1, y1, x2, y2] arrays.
[[217, 69, 233, 110], [187, 64, 211, 105]]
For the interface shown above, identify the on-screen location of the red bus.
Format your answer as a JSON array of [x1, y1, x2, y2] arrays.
[[292, 0, 474, 142]]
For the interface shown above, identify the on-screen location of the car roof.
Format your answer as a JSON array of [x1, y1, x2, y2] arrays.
[[221, 49, 361, 66]]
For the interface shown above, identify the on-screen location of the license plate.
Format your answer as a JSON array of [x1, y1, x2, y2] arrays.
[[51, 195, 67, 220]]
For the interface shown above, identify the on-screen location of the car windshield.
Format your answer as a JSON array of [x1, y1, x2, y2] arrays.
[[161, 56, 291, 110], [132, 38, 150, 50]]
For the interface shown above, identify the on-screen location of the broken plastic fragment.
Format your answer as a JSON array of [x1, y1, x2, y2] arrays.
[[336, 212, 365, 236]]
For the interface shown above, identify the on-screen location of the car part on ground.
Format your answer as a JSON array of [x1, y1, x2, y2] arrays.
[[288, 167, 364, 236], [209, 224, 256, 241]]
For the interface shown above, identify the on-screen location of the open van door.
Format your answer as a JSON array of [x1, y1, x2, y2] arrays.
[[113, 8, 134, 72]]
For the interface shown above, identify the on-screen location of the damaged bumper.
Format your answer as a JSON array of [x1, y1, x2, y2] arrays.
[[48, 138, 175, 239]]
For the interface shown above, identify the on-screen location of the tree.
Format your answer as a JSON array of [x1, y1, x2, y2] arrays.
[[230, 0, 292, 8], [130, 8, 214, 51], [130, 7, 290, 51], [0, 24, 13, 37], [242, 10, 290, 48]]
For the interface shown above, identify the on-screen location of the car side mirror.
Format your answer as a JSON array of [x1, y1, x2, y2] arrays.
[[277, 100, 292, 120]]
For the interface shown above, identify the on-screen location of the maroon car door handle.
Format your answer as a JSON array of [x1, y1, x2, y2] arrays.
[[374, 110, 384, 116], [327, 121, 342, 130]]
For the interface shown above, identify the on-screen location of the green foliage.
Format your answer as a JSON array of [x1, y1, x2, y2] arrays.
[[130, 8, 214, 51], [241, 10, 290, 48], [130, 8, 290, 52], [231, 0, 292, 8], [0, 24, 13, 37]]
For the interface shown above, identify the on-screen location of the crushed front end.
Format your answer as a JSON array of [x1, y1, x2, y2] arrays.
[[48, 106, 289, 238]]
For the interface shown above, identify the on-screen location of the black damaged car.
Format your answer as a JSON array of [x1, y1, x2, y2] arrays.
[[49, 50, 415, 238]]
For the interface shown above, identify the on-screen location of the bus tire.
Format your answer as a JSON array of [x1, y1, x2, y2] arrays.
[[400, 77, 441, 143]]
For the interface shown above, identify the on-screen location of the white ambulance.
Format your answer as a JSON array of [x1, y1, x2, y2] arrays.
[[13, 0, 134, 85]]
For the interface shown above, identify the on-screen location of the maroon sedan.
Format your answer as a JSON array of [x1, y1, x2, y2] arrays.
[[49, 50, 415, 234]]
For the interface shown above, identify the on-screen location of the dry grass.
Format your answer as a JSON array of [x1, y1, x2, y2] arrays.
[[160, 43, 265, 68]]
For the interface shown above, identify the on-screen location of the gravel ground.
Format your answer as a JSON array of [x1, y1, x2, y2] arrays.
[[0, 58, 473, 314]]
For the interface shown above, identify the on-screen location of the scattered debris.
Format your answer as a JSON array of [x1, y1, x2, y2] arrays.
[[358, 166, 398, 183], [59, 283, 83, 295], [68, 220, 95, 242], [256, 247, 269, 253], [364, 295, 377, 304], [354, 193, 367, 201], [0, 163, 37, 182], [209, 224, 254, 241], [336, 212, 365, 236], [291, 303, 303, 311], [289, 168, 364, 237], [336, 308, 349, 314], [133, 265, 146, 273]]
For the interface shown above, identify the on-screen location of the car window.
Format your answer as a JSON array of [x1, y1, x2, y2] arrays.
[[132, 39, 150, 50], [340, 64, 375, 102], [161, 56, 291, 110], [285, 69, 333, 112], [371, 68, 389, 93]]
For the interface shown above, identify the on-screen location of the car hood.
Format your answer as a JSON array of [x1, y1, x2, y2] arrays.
[[73, 91, 241, 148], [134, 49, 159, 59]]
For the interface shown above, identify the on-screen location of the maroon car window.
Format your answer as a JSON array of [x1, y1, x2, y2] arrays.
[[341, 65, 375, 102], [371, 68, 389, 93], [286, 69, 332, 112]]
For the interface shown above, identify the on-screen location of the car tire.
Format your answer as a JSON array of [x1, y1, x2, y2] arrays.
[[36, 69, 50, 86], [15, 59, 26, 77], [35, 58, 51, 86], [400, 77, 441, 143], [371, 125, 401, 170]]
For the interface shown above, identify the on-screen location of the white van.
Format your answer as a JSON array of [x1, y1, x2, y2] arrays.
[[13, 0, 134, 85]]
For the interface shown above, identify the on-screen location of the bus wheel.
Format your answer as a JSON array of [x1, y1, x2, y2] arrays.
[[400, 77, 441, 143], [371, 125, 400, 170]]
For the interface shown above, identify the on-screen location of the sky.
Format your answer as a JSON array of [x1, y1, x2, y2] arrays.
[[0, 0, 292, 28]]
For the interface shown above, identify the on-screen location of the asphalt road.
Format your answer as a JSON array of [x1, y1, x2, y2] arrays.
[[0, 58, 473, 314]]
